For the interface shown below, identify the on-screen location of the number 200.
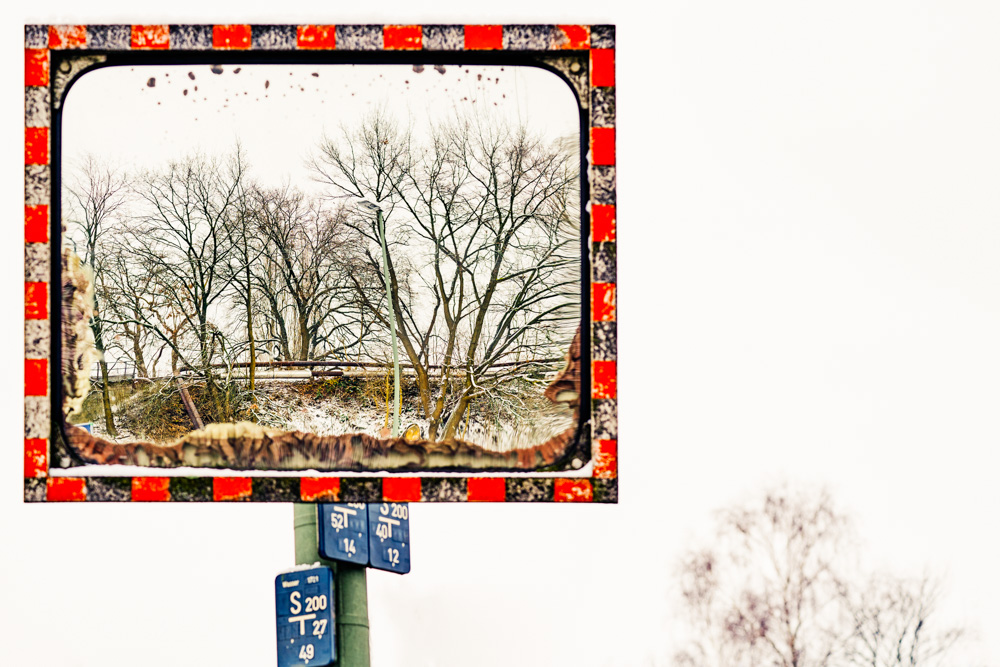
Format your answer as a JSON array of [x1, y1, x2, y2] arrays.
[[289, 591, 328, 614], [380, 503, 408, 519]]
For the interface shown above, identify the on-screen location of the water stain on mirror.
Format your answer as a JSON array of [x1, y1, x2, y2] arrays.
[[58, 62, 586, 472]]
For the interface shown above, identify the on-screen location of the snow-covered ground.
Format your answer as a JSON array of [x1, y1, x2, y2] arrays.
[[82, 379, 575, 454]]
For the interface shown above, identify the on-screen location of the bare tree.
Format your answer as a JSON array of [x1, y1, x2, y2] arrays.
[[249, 185, 368, 362], [312, 109, 579, 441], [430, 119, 579, 439], [674, 488, 970, 667], [844, 575, 964, 667], [98, 238, 160, 379], [676, 488, 850, 667], [63, 155, 129, 435], [222, 175, 264, 390], [125, 149, 246, 416]]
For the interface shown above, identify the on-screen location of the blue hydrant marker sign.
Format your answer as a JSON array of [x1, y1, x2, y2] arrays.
[[275, 566, 335, 667], [318, 503, 370, 566], [368, 503, 411, 574]]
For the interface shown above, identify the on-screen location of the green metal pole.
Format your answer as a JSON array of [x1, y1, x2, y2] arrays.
[[377, 208, 401, 437], [294, 504, 370, 667]]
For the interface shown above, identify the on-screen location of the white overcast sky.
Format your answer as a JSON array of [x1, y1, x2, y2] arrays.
[[5, 2, 1000, 667], [61, 61, 579, 196]]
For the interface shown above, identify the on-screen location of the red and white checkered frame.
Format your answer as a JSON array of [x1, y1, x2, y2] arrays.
[[24, 24, 616, 503]]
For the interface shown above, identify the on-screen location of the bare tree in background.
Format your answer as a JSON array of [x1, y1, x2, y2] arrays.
[[674, 488, 970, 667], [99, 241, 156, 378], [126, 149, 246, 416], [96, 230, 195, 379], [431, 119, 579, 440], [675, 488, 850, 667], [249, 185, 370, 362], [222, 176, 264, 390], [63, 155, 129, 435], [312, 109, 579, 441], [844, 574, 964, 667]]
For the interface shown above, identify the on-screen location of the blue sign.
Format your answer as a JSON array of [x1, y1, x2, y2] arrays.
[[317, 503, 369, 566], [275, 566, 335, 667], [367, 503, 410, 574]]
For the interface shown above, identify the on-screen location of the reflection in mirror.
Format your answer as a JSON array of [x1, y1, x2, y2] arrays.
[[59, 63, 583, 471]]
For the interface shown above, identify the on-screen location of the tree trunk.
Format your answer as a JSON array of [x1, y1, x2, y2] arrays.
[[427, 326, 460, 441], [427, 365, 460, 442], [248, 333, 256, 390], [263, 290, 291, 360], [98, 358, 118, 437], [131, 330, 148, 378], [175, 376, 205, 430], [440, 386, 472, 441], [439, 254, 503, 440], [246, 266, 256, 391], [296, 311, 310, 361], [197, 325, 225, 422], [90, 298, 118, 437], [424, 368, 449, 441]]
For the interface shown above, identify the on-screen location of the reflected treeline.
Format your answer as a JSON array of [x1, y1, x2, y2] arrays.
[[63, 110, 580, 443]]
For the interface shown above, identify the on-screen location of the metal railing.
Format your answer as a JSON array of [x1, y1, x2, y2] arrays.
[[89, 359, 136, 383], [172, 357, 565, 381], [209, 359, 563, 370]]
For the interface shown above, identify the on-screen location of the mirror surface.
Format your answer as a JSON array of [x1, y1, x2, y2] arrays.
[[59, 63, 583, 470]]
